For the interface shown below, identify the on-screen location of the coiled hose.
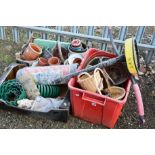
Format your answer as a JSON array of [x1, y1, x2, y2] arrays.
[[37, 85, 60, 98]]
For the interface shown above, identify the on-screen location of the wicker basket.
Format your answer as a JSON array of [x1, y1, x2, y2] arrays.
[[102, 69, 126, 100], [105, 86, 126, 100], [77, 68, 108, 94], [77, 68, 126, 100]]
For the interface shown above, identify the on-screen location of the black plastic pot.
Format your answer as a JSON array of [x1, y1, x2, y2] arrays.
[[69, 43, 87, 53]]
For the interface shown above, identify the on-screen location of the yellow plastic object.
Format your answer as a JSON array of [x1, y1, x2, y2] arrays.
[[125, 38, 139, 76]]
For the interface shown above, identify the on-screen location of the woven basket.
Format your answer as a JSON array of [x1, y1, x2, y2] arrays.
[[77, 68, 108, 94], [105, 86, 126, 100], [77, 68, 126, 100], [102, 69, 126, 100]]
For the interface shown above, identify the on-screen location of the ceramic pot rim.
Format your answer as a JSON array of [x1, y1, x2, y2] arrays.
[[29, 43, 42, 55]]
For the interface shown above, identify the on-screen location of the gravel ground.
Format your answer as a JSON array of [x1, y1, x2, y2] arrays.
[[0, 27, 155, 129]]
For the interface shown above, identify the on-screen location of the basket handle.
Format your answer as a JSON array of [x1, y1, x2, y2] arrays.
[[94, 68, 111, 89], [58, 41, 65, 63], [102, 68, 115, 85], [93, 68, 103, 94]]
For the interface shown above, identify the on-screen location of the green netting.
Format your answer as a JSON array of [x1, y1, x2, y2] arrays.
[[0, 79, 27, 106]]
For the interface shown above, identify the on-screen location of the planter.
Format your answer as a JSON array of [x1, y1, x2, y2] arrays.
[[68, 42, 87, 56], [38, 57, 48, 66], [21, 43, 42, 61], [48, 57, 60, 65]]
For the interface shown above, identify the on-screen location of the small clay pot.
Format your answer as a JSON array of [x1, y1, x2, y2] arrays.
[[38, 57, 48, 66], [21, 43, 42, 61], [73, 58, 82, 65], [48, 57, 60, 65]]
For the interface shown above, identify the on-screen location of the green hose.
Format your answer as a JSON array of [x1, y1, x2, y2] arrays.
[[0, 79, 27, 106], [37, 84, 60, 98]]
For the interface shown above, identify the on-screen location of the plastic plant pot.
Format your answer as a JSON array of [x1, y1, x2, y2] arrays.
[[68, 43, 87, 53]]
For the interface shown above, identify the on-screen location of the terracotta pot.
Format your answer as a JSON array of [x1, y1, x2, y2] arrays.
[[48, 57, 60, 65], [38, 57, 48, 66], [73, 58, 82, 65], [21, 43, 42, 61]]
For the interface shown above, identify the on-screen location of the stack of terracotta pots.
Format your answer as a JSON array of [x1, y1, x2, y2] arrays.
[[21, 43, 61, 66], [20, 39, 86, 67]]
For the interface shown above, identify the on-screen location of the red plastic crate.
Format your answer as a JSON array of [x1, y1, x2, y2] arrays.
[[68, 48, 131, 128]]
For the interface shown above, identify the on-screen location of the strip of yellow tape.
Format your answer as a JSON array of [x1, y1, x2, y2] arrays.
[[125, 38, 138, 76]]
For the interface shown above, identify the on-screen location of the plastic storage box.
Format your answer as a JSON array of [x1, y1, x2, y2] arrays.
[[68, 48, 131, 128], [0, 63, 70, 122]]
